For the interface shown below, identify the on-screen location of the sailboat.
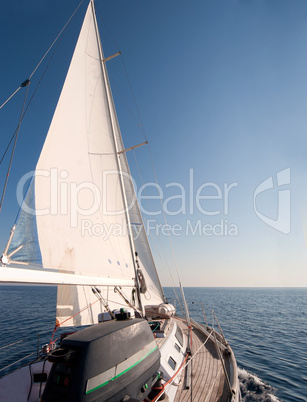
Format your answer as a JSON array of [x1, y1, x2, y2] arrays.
[[0, 1, 241, 401]]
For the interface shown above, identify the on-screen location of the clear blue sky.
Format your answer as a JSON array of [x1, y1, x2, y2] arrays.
[[1, 0, 307, 286]]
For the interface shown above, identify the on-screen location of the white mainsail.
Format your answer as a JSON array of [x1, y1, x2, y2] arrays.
[[2, 0, 165, 326]]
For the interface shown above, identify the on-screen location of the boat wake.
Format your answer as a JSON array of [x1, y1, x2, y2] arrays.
[[238, 368, 281, 402]]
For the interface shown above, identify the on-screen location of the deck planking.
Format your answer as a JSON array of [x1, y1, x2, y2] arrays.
[[173, 321, 230, 402]]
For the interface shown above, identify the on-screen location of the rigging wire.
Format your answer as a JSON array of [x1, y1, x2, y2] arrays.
[[94, 4, 147, 141], [49, 298, 101, 346], [0, 129, 16, 166], [0, 327, 54, 352], [0, 28, 68, 169], [94, 4, 121, 53], [29, 0, 84, 80], [99, 12, 187, 310], [108, 58, 186, 315], [96, 4, 187, 314], [0, 87, 21, 110], [0, 84, 30, 213], [0, 0, 84, 213], [0, 339, 25, 351], [132, 150, 185, 316], [145, 143, 190, 322], [0, 0, 84, 111], [0, 352, 36, 373], [119, 55, 147, 140], [94, 10, 166, 307], [108, 75, 147, 138], [49, 292, 138, 346]]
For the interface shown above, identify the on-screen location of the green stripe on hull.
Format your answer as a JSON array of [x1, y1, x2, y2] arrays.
[[86, 345, 158, 394]]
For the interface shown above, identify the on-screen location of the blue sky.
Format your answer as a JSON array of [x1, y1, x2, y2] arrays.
[[1, 0, 307, 286]]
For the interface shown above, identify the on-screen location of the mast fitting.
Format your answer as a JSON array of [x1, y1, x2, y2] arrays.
[[0, 254, 9, 266], [118, 141, 148, 155], [104, 52, 121, 63], [21, 79, 31, 88]]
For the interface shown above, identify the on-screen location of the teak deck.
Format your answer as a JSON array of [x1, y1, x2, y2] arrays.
[[156, 318, 231, 402]]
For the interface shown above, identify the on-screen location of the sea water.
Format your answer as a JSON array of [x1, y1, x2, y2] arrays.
[[164, 287, 307, 402], [0, 286, 306, 401]]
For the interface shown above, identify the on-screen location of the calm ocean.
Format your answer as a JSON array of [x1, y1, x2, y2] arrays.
[[0, 286, 306, 401]]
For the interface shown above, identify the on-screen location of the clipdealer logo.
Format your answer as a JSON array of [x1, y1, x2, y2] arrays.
[[253, 168, 291, 234], [15, 167, 291, 237]]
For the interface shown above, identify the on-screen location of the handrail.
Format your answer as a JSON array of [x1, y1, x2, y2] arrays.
[[0, 352, 36, 373], [212, 309, 228, 345], [189, 317, 227, 351], [0, 339, 25, 351], [201, 302, 209, 327], [213, 331, 232, 394]]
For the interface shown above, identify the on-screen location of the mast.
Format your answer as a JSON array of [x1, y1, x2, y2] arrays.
[[90, 0, 144, 314], [112, 120, 166, 303]]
